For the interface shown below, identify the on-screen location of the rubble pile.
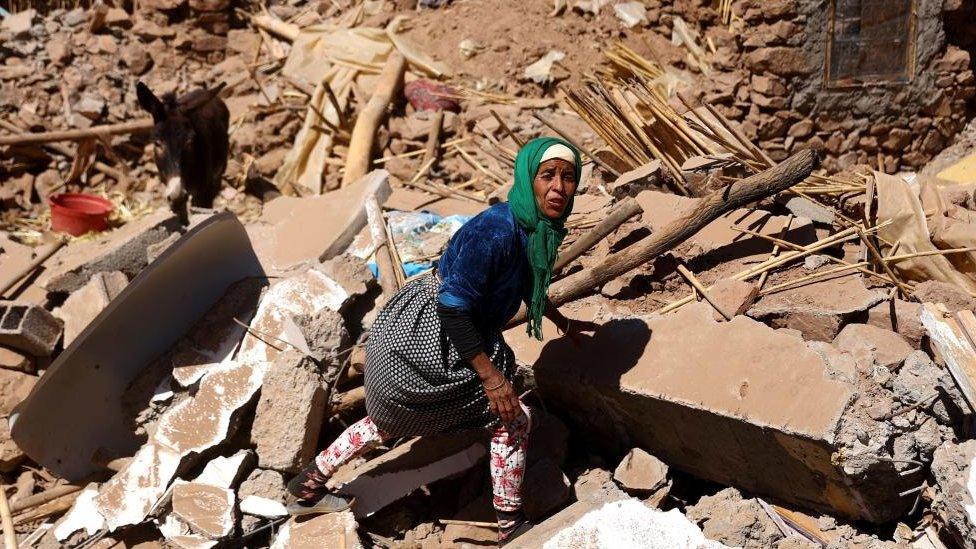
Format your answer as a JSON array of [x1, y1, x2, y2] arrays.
[[7, 0, 976, 547]]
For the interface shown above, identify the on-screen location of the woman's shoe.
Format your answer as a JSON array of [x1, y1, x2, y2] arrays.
[[285, 492, 355, 516]]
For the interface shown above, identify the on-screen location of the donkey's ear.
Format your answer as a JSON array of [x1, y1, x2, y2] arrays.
[[136, 81, 166, 122], [180, 82, 227, 112]]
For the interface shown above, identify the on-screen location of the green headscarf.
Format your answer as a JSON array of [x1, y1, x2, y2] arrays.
[[508, 137, 582, 341]]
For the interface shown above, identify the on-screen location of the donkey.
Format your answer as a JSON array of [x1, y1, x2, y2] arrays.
[[136, 81, 229, 224]]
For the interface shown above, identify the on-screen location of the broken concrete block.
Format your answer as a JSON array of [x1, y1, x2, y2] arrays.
[[0, 368, 37, 416], [53, 483, 105, 542], [195, 450, 254, 489], [39, 209, 179, 294], [685, 487, 785, 548], [748, 274, 886, 341], [0, 301, 63, 356], [914, 280, 976, 312], [535, 303, 917, 522], [931, 440, 976, 548], [707, 278, 759, 320], [157, 512, 219, 549], [573, 467, 627, 504], [785, 196, 835, 224], [523, 457, 571, 520], [250, 350, 326, 473], [55, 271, 127, 346], [329, 431, 487, 518], [607, 160, 665, 199], [318, 254, 375, 301], [613, 448, 668, 494], [237, 268, 351, 366], [0, 346, 31, 373], [833, 323, 913, 370], [865, 299, 924, 349], [240, 495, 286, 519], [248, 170, 391, 274], [171, 482, 235, 539], [94, 359, 265, 530], [292, 307, 350, 365], [271, 511, 360, 548], [510, 497, 728, 549], [238, 468, 288, 531]]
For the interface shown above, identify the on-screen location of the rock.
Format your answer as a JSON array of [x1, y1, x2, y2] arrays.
[[913, 280, 976, 312], [707, 278, 759, 320], [238, 468, 288, 531], [746, 47, 809, 76], [865, 299, 924, 349], [39, 209, 179, 294], [62, 8, 87, 27], [803, 254, 831, 270], [833, 323, 913, 370], [0, 301, 63, 356], [748, 274, 886, 341], [613, 448, 668, 494], [607, 160, 666, 199], [574, 467, 627, 504], [787, 119, 814, 138], [0, 418, 25, 472], [523, 458, 571, 520], [250, 350, 326, 473], [121, 43, 154, 75], [317, 254, 375, 302], [55, 271, 128, 346], [271, 511, 360, 548], [0, 368, 37, 416], [171, 482, 235, 539], [785, 196, 835, 224], [105, 7, 132, 28], [292, 307, 350, 365], [890, 351, 964, 426], [73, 95, 106, 121], [0, 347, 31, 374], [509, 497, 727, 549], [931, 440, 976, 547], [883, 128, 912, 151], [45, 34, 72, 65], [685, 487, 785, 548], [2, 9, 36, 37]]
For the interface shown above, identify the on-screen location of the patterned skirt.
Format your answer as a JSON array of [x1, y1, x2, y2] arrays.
[[363, 273, 516, 437]]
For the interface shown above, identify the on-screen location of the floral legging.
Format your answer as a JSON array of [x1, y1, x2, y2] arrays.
[[315, 403, 532, 512]]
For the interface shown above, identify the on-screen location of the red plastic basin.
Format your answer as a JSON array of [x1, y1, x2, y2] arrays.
[[49, 193, 114, 236]]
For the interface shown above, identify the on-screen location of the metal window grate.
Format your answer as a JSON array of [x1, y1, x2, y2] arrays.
[[826, 0, 916, 87]]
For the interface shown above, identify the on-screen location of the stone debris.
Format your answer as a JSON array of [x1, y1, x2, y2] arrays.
[[250, 350, 327, 473], [0, 301, 63, 356], [54, 270, 127, 346], [6, 1, 976, 547], [613, 448, 669, 495]]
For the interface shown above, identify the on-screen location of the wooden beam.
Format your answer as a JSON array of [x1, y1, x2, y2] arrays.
[[508, 149, 819, 325], [0, 119, 153, 147], [342, 53, 406, 187]]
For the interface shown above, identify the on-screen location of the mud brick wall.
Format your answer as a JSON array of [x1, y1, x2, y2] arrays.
[[664, 0, 976, 173], [138, 0, 230, 62]]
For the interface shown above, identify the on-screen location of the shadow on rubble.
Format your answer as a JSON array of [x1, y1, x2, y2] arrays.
[[534, 317, 650, 389]]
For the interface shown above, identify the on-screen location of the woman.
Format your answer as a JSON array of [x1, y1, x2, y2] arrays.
[[286, 137, 598, 545]]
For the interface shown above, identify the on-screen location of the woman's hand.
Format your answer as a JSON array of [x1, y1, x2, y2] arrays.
[[482, 370, 521, 423], [563, 318, 599, 346], [470, 353, 521, 423]]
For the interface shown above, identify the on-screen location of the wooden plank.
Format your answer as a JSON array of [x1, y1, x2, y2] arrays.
[[921, 303, 976, 414]]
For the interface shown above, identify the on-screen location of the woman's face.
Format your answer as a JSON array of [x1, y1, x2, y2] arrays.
[[533, 158, 577, 219]]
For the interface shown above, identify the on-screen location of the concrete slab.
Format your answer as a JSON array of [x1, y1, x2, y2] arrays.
[[250, 351, 326, 473], [634, 189, 814, 263], [248, 170, 391, 275], [11, 213, 265, 481], [329, 431, 487, 518], [55, 271, 127, 346], [532, 303, 913, 522], [271, 512, 360, 549], [383, 187, 487, 218], [748, 273, 886, 341], [171, 482, 235, 539], [39, 209, 180, 294]]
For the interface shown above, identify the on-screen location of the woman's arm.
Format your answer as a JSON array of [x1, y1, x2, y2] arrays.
[[438, 303, 521, 423], [544, 299, 600, 343]]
